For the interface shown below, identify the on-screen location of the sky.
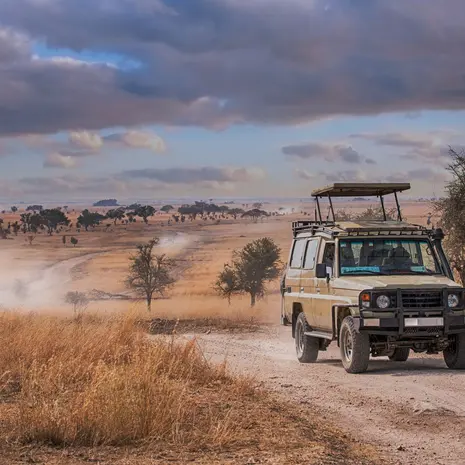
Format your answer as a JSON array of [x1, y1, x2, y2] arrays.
[[1, 0, 465, 203]]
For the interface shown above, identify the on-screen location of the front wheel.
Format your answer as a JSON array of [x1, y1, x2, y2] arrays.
[[295, 313, 319, 363], [340, 316, 370, 374], [444, 333, 465, 369], [388, 347, 410, 362]]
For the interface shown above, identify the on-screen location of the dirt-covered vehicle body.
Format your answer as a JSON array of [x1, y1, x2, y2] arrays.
[[281, 183, 465, 373]]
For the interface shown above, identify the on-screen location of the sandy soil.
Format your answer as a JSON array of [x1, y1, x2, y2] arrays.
[[192, 328, 465, 465]]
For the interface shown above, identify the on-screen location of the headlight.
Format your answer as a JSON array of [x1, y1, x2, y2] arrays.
[[376, 295, 391, 309], [448, 294, 460, 308]]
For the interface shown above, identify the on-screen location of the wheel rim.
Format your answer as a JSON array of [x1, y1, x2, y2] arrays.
[[343, 328, 353, 362], [296, 322, 304, 356]]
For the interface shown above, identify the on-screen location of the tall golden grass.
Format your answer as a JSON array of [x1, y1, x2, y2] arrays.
[[0, 312, 255, 448]]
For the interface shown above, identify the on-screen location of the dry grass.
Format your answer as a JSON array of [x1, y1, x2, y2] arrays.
[[0, 312, 254, 448], [0, 312, 381, 464]]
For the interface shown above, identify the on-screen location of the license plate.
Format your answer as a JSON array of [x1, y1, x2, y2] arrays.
[[404, 317, 444, 327]]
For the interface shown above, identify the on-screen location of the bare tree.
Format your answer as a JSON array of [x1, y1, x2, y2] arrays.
[[435, 147, 465, 284], [65, 291, 89, 319], [126, 238, 176, 311]]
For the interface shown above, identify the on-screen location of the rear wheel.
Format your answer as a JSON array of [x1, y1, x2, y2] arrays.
[[295, 313, 319, 363], [444, 334, 465, 369], [388, 347, 410, 362], [340, 316, 370, 374]]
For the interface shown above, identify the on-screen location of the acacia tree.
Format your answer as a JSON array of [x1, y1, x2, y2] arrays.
[[215, 237, 282, 306], [106, 207, 126, 225], [77, 210, 105, 231], [40, 209, 70, 235], [161, 205, 174, 213], [241, 208, 268, 223], [134, 205, 156, 224], [435, 147, 465, 284], [126, 238, 176, 311]]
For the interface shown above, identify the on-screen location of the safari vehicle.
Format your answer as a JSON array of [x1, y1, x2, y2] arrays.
[[281, 183, 465, 373]]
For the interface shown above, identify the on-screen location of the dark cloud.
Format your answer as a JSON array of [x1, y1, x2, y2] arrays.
[[283, 142, 368, 164], [1, 1, 465, 135], [282, 143, 333, 159], [120, 166, 265, 184], [3, 164, 266, 198]]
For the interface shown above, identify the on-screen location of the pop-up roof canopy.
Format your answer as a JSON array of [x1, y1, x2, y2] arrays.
[[310, 182, 411, 222], [312, 182, 411, 198]]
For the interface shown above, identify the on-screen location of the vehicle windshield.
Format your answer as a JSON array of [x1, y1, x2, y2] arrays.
[[339, 238, 442, 276]]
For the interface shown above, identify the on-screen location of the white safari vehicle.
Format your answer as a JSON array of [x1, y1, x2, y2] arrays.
[[281, 183, 465, 373]]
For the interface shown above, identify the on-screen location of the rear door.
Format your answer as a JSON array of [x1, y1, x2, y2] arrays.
[[300, 237, 320, 327], [283, 237, 307, 317], [313, 241, 336, 331]]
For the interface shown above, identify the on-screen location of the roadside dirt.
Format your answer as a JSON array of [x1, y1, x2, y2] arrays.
[[191, 327, 465, 465]]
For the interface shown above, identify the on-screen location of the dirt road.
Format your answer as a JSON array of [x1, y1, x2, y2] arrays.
[[193, 327, 465, 465]]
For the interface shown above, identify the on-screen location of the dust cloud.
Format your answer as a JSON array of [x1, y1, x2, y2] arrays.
[[0, 233, 193, 311]]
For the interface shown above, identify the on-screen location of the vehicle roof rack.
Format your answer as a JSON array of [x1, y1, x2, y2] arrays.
[[292, 220, 431, 238], [311, 183, 411, 198], [292, 220, 336, 237], [310, 182, 411, 223]]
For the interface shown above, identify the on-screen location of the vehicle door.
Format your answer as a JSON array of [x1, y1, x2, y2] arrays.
[[313, 241, 336, 331], [299, 237, 321, 327], [283, 237, 307, 319]]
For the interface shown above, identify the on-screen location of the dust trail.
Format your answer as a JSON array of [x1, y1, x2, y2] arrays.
[[0, 252, 101, 310], [0, 233, 195, 310]]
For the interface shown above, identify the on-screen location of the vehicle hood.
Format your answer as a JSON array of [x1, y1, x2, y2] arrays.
[[333, 275, 460, 292]]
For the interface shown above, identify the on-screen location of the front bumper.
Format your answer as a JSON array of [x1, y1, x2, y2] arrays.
[[360, 310, 465, 336], [357, 287, 465, 337]]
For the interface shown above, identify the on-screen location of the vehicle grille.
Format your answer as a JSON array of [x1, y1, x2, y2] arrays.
[[401, 291, 442, 308]]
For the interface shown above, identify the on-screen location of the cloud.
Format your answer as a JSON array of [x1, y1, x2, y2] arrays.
[[324, 170, 368, 183], [350, 132, 434, 149], [1, 1, 465, 135], [295, 168, 315, 180], [283, 142, 368, 164], [350, 131, 460, 164], [120, 166, 265, 185], [69, 131, 103, 150], [43, 152, 77, 169], [6, 164, 266, 199], [104, 130, 166, 153], [282, 143, 333, 159], [0, 27, 30, 63], [385, 168, 449, 183]]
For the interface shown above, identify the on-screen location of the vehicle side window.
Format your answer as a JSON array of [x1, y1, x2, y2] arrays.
[[290, 239, 306, 268], [303, 239, 319, 269], [322, 243, 335, 266]]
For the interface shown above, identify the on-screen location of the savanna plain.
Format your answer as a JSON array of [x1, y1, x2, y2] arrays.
[[1, 200, 462, 465]]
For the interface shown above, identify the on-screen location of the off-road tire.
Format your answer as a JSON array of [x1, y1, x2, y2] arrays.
[[388, 347, 410, 362], [295, 313, 319, 363], [444, 333, 465, 369], [340, 316, 370, 374]]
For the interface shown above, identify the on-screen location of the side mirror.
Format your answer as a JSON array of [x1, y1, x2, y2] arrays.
[[315, 263, 327, 279]]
